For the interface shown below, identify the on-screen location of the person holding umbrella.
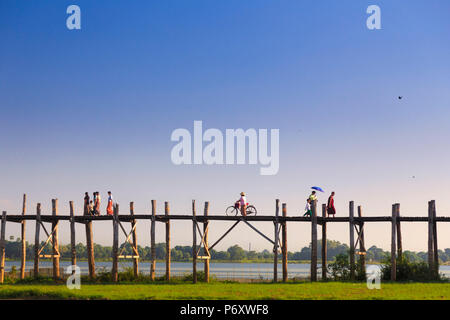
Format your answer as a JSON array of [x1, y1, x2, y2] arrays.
[[309, 186, 324, 202], [309, 191, 318, 202]]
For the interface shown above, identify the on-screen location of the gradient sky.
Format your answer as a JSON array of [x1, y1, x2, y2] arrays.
[[1, 1, 449, 253]]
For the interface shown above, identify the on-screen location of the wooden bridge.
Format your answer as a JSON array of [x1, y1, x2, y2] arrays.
[[0, 195, 446, 283]]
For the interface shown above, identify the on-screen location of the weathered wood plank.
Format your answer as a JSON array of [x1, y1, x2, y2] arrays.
[[321, 203, 327, 280], [358, 205, 366, 278], [204, 201, 210, 283], [34, 204, 41, 278], [282, 202, 288, 282], [192, 200, 197, 284], [349, 201, 355, 280], [0, 212, 6, 283], [310, 200, 317, 282], [69, 201, 76, 274], [52, 199, 60, 280], [20, 194, 26, 279], [112, 204, 119, 282], [84, 195, 95, 279], [165, 201, 170, 281], [432, 201, 438, 275], [391, 204, 397, 281], [273, 199, 280, 282], [428, 201, 434, 274], [130, 202, 139, 277], [150, 200, 156, 280], [396, 204, 402, 260]]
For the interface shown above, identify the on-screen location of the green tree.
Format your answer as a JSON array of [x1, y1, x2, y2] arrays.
[[227, 245, 245, 260]]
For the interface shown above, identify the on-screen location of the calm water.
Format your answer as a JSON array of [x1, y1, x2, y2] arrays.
[[5, 261, 450, 280]]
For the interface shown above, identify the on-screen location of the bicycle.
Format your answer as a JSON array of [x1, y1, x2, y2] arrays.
[[225, 202, 257, 216]]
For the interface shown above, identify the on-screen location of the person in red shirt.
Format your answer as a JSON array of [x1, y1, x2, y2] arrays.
[[327, 192, 336, 217]]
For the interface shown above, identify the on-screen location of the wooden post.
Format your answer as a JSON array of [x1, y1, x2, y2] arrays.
[[150, 200, 156, 281], [396, 204, 402, 261], [358, 205, 366, 278], [282, 203, 288, 283], [130, 202, 139, 277], [34, 203, 41, 278], [273, 199, 280, 282], [85, 203, 95, 279], [20, 194, 26, 279], [69, 201, 76, 274], [432, 200, 439, 275], [0, 212, 6, 283], [112, 204, 119, 282], [52, 199, 60, 280], [349, 201, 355, 280], [310, 199, 317, 282], [192, 200, 197, 284], [391, 204, 397, 281], [321, 203, 327, 280], [204, 201, 210, 283], [427, 201, 434, 274], [165, 201, 171, 281]]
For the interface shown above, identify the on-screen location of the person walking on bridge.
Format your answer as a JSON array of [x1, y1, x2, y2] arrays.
[[327, 191, 336, 217], [93, 192, 101, 216], [84, 192, 90, 215], [303, 198, 312, 217], [106, 191, 114, 216]]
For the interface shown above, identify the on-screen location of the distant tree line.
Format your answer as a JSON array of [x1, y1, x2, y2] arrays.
[[3, 238, 450, 263]]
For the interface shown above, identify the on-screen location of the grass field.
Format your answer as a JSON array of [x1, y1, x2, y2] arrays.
[[0, 281, 449, 300]]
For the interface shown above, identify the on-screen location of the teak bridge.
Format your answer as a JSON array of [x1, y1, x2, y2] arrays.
[[0, 195, 447, 283]]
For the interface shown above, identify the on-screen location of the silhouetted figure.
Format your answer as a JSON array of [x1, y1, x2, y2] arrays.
[[84, 192, 90, 215]]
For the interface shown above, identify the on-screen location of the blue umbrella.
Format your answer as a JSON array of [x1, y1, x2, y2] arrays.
[[311, 186, 324, 192]]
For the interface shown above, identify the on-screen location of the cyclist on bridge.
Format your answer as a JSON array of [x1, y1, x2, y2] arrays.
[[237, 192, 247, 216]]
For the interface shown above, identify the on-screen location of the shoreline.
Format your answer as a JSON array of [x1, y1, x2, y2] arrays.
[[5, 258, 384, 265], [5, 259, 449, 266]]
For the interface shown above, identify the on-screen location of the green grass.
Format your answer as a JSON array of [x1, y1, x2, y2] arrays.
[[0, 281, 449, 300]]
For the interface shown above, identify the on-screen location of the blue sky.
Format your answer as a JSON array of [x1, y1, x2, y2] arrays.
[[1, 1, 449, 252]]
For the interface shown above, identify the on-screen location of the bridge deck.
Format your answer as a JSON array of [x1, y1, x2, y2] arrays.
[[4, 214, 450, 223]]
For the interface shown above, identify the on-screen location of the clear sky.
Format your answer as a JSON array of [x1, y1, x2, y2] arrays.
[[1, 1, 449, 253]]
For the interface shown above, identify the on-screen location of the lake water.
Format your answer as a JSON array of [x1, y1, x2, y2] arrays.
[[4, 261, 450, 280]]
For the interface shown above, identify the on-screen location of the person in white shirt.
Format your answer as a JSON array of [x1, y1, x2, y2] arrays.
[[238, 192, 247, 216], [303, 198, 312, 217]]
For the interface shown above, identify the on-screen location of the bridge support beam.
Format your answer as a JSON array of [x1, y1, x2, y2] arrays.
[[310, 200, 318, 282]]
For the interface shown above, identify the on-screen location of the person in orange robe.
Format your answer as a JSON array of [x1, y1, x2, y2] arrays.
[[106, 191, 114, 216]]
